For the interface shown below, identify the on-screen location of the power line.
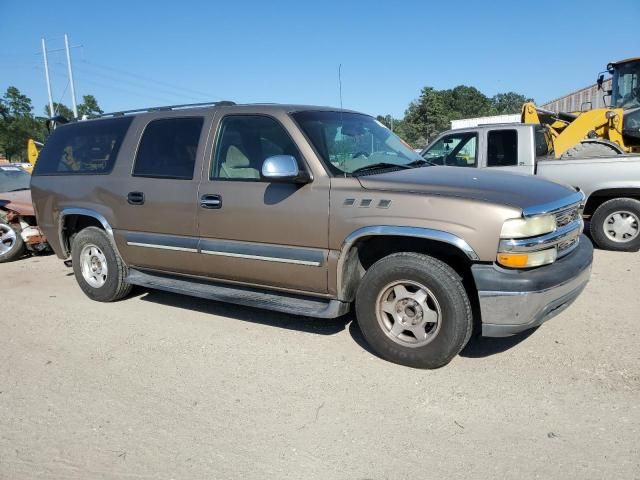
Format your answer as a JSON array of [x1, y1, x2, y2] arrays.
[[79, 59, 219, 100], [70, 62, 210, 102]]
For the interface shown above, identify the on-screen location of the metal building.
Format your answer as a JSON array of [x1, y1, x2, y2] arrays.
[[541, 79, 612, 113]]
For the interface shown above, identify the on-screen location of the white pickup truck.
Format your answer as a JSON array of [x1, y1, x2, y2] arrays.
[[421, 123, 640, 251]]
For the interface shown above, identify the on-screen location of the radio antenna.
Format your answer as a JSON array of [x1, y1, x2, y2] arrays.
[[338, 64, 343, 109]]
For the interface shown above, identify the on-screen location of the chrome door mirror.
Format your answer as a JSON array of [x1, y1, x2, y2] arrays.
[[261, 155, 309, 183]]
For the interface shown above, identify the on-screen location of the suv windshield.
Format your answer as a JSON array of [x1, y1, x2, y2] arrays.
[[0, 166, 31, 193], [291, 111, 423, 175], [611, 61, 640, 108]]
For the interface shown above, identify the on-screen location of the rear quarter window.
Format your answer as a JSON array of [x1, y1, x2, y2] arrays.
[[33, 117, 133, 176]]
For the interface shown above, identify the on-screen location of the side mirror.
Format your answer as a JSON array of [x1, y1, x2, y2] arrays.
[[597, 74, 605, 90], [261, 155, 310, 183]]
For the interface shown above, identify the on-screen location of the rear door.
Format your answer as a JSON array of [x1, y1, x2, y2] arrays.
[[112, 114, 210, 275], [195, 112, 330, 293]]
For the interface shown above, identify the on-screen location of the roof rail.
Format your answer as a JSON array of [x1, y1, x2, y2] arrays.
[[94, 100, 236, 118]]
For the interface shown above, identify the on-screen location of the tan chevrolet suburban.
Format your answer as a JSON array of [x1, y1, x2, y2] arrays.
[[30, 102, 593, 368]]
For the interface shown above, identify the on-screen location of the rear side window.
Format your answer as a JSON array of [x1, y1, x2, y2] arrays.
[[535, 127, 551, 157], [487, 130, 518, 167], [33, 117, 133, 175], [133, 117, 203, 179]]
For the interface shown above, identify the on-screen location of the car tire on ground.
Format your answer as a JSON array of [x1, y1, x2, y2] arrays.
[[71, 226, 132, 302], [355, 252, 473, 369], [0, 221, 25, 263], [590, 197, 640, 251]]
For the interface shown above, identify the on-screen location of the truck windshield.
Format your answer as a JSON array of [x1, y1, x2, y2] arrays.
[[291, 111, 423, 175], [0, 166, 31, 193], [611, 61, 640, 108]]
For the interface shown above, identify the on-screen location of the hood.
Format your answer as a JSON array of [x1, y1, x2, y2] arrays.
[[356, 166, 577, 212], [0, 189, 35, 215]]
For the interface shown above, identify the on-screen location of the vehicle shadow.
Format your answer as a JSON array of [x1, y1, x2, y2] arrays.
[[459, 328, 537, 358], [347, 318, 538, 360], [133, 287, 349, 336]]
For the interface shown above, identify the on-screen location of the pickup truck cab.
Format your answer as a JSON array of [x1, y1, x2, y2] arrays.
[[422, 123, 640, 251], [31, 103, 592, 368]]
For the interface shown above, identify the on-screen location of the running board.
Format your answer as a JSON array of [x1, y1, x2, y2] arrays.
[[126, 269, 349, 319]]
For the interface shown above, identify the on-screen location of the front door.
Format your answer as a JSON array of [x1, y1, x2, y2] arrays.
[[112, 115, 207, 275], [196, 114, 330, 294]]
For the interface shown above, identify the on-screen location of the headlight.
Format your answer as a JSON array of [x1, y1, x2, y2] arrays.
[[500, 214, 556, 239], [497, 248, 557, 268]]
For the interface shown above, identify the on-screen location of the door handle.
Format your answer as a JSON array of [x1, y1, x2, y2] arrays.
[[200, 194, 222, 209], [127, 191, 145, 205]]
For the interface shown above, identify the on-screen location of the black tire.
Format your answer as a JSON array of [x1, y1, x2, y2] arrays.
[[71, 227, 132, 301], [355, 252, 473, 369], [0, 221, 25, 263], [560, 141, 621, 159], [589, 197, 640, 251]]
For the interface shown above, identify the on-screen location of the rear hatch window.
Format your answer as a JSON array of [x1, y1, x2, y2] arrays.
[[33, 117, 133, 175]]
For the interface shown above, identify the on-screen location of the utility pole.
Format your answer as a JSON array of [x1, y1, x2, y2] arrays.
[[64, 33, 78, 119], [41, 38, 54, 118]]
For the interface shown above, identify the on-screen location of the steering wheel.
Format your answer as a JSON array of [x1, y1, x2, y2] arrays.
[[351, 151, 370, 158]]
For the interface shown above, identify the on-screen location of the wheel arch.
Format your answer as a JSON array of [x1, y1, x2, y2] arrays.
[[336, 226, 479, 302], [58, 208, 118, 258], [583, 188, 640, 216]]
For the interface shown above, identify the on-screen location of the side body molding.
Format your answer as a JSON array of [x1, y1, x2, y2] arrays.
[[58, 208, 120, 258], [335, 225, 479, 300]]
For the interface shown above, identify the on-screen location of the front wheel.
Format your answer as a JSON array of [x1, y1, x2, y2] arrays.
[[71, 227, 132, 301], [0, 221, 25, 263], [590, 198, 640, 251], [355, 252, 473, 369]]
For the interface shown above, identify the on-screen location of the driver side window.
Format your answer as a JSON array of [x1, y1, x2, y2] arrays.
[[422, 133, 477, 167], [211, 115, 302, 181]]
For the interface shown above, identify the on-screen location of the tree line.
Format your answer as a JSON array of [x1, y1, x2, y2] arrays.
[[0, 86, 103, 162], [378, 86, 532, 147]]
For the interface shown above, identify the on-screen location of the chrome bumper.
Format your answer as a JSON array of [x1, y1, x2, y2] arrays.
[[472, 235, 593, 337]]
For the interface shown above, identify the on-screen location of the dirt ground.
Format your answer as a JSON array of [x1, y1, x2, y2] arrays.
[[1, 248, 638, 479]]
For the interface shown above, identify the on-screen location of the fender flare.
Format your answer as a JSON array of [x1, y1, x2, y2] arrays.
[[335, 225, 479, 299], [58, 207, 120, 258]]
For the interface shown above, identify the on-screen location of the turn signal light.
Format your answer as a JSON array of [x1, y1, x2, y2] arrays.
[[497, 248, 557, 268]]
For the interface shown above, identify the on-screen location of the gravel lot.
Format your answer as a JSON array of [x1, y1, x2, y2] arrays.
[[1, 247, 639, 479]]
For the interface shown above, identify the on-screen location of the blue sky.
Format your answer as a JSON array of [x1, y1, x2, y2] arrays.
[[1, 0, 638, 118]]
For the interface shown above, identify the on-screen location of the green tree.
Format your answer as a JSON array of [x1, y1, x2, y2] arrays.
[[0, 87, 45, 162], [395, 85, 533, 147], [78, 95, 103, 118], [45, 102, 74, 119], [490, 92, 533, 114]]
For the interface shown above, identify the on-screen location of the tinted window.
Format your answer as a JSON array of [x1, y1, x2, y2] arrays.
[[423, 132, 477, 167], [212, 115, 301, 180], [535, 127, 551, 157], [133, 117, 203, 179], [33, 117, 132, 175], [487, 130, 518, 167]]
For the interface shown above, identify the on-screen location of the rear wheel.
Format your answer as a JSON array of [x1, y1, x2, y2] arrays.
[[590, 198, 640, 251], [560, 141, 622, 159], [0, 221, 25, 263], [71, 227, 132, 301], [355, 252, 472, 369]]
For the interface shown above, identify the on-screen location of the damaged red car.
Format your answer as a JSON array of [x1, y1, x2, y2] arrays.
[[0, 165, 49, 262]]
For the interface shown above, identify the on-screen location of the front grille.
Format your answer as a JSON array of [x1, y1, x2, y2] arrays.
[[554, 206, 580, 228]]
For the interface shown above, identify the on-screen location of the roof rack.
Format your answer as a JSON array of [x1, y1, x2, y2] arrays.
[[95, 100, 236, 118]]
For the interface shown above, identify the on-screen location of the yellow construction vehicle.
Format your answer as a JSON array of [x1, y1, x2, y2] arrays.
[[22, 139, 43, 173], [522, 57, 640, 159]]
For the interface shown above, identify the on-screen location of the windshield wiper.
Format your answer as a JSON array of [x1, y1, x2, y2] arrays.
[[406, 158, 434, 167], [9, 187, 30, 192], [351, 162, 411, 175]]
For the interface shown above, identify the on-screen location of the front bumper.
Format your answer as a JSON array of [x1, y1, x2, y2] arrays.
[[472, 235, 593, 337]]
